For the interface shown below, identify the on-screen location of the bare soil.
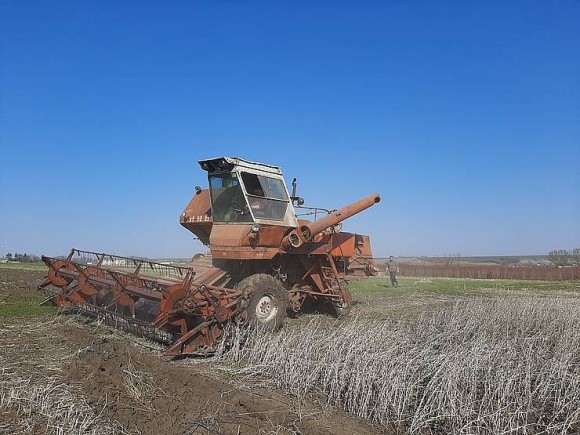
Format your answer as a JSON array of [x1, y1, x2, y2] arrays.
[[0, 267, 378, 434]]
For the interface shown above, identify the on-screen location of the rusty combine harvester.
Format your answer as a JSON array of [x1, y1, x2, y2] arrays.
[[39, 157, 380, 356]]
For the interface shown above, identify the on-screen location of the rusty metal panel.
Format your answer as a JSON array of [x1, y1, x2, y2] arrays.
[[329, 233, 357, 257], [180, 189, 212, 245]]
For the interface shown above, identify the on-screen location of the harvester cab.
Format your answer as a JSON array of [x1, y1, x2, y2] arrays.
[[39, 156, 381, 356], [180, 157, 302, 260], [199, 157, 302, 261], [201, 157, 297, 226]]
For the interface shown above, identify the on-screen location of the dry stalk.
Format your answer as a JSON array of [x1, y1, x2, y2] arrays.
[[0, 318, 131, 434], [122, 356, 156, 411], [215, 296, 580, 434]]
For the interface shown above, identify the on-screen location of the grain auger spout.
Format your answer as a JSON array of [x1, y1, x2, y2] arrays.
[[283, 193, 381, 249], [39, 157, 381, 356]]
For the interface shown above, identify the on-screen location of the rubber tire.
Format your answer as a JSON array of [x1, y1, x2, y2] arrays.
[[332, 287, 352, 318], [235, 274, 287, 330]]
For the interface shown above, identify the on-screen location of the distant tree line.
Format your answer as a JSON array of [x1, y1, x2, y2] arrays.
[[417, 254, 464, 266], [390, 249, 580, 281], [548, 249, 580, 267], [5, 252, 41, 263], [398, 264, 580, 281]]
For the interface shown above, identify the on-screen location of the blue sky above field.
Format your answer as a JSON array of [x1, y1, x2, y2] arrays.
[[1, 0, 579, 258]]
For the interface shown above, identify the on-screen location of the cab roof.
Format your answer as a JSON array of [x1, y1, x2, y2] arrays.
[[198, 157, 283, 175]]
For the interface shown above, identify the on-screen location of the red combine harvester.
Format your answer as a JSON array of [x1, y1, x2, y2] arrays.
[[39, 157, 380, 356]]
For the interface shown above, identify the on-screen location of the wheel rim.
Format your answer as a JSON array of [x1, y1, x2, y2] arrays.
[[255, 295, 278, 323]]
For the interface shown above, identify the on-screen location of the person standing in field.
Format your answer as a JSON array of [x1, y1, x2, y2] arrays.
[[387, 256, 399, 287]]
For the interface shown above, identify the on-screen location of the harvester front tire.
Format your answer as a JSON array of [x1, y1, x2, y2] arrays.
[[236, 274, 287, 330], [332, 288, 352, 318]]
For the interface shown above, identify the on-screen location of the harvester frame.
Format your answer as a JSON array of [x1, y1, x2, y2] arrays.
[[39, 157, 380, 356]]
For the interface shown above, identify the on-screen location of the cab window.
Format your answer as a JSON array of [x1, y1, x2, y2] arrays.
[[241, 172, 288, 220], [208, 173, 252, 222]]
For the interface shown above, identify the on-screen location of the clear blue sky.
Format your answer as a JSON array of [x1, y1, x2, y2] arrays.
[[1, 1, 579, 258]]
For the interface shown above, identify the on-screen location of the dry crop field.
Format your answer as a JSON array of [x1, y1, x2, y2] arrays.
[[0, 264, 578, 434]]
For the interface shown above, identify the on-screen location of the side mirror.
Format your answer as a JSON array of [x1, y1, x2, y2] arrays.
[[290, 178, 304, 205]]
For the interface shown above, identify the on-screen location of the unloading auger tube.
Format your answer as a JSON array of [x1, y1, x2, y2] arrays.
[[283, 193, 381, 248]]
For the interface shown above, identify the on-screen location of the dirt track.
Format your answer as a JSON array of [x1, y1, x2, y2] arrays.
[[0, 267, 377, 434]]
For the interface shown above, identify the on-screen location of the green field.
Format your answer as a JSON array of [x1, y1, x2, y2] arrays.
[[0, 262, 47, 271], [350, 275, 580, 295], [347, 275, 580, 320], [0, 293, 57, 318], [0, 263, 55, 318]]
